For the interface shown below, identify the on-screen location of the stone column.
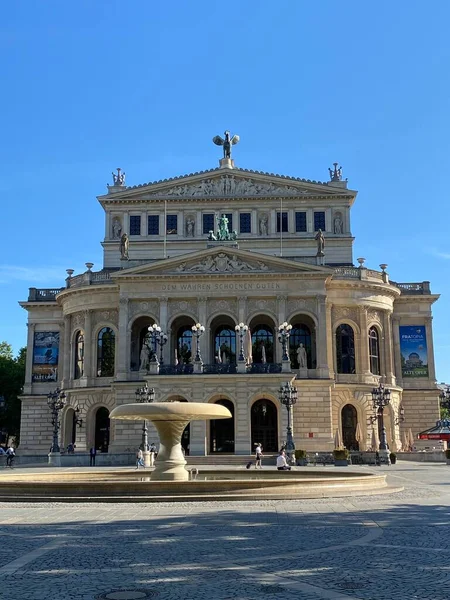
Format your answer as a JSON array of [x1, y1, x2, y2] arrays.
[[270, 209, 277, 234], [358, 306, 371, 375], [116, 297, 129, 380], [276, 295, 287, 363], [159, 297, 169, 363], [306, 209, 313, 233], [383, 311, 396, 386], [82, 310, 93, 381], [62, 315, 71, 387], [316, 295, 330, 378], [24, 322, 36, 393], [198, 298, 208, 361], [238, 296, 247, 323], [251, 211, 258, 236], [425, 316, 437, 383], [326, 302, 335, 379], [392, 316, 402, 385]]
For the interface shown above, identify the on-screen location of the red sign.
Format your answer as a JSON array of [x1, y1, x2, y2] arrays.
[[308, 432, 314, 438]]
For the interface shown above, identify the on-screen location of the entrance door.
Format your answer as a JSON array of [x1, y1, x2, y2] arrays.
[[210, 399, 235, 453], [342, 404, 359, 450], [95, 407, 110, 452], [251, 399, 278, 452]]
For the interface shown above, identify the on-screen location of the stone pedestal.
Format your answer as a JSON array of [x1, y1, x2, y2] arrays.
[[149, 451, 155, 467], [143, 450, 151, 468], [298, 367, 308, 379], [236, 361, 247, 374], [219, 158, 235, 169], [149, 361, 160, 375], [282, 359, 292, 373], [48, 452, 61, 467], [193, 360, 203, 374], [379, 449, 391, 465]]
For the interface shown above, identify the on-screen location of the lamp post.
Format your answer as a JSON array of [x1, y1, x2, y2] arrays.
[[279, 381, 298, 464], [371, 383, 391, 451], [235, 322, 249, 362], [47, 388, 66, 455], [147, 324, 168, 364], [278, 322, 292, 362], [135, 384, 155, 454], [191, 323, 205, 362]]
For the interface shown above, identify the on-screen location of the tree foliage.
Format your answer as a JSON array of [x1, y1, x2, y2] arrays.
[[0, 342, 26, 445]]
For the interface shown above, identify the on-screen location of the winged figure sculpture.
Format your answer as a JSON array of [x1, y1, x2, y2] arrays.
[[213, 130, 240, 159]]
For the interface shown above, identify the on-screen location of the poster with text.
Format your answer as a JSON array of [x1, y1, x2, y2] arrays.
[[399, 325, 428, 378], [32, 331, 60, 382]]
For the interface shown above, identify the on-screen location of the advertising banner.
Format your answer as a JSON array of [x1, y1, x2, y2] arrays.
[[399, 325, 428, 378], [32, 331, 60, 382]]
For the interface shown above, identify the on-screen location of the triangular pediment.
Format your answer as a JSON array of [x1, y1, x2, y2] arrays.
[[111, 247, 332, 279], [101, 167, 355, 201]]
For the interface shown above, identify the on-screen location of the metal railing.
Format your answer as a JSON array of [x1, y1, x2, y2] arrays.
[[28, 288, 65, 301], [391, 281, 431, 295]]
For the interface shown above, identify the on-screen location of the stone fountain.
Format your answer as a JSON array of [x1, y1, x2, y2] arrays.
[[109, 402, 232, 481]]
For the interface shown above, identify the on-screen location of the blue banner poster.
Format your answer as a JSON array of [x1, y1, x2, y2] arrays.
[[399, 326, 428, 378], [32, 331, 60, 382]]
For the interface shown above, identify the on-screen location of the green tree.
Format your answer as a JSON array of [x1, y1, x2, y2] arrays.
[[0, 342, 26, 446]]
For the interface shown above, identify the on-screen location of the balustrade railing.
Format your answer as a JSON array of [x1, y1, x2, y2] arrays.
[[154, 363, 283, 375], [28, 288, 65, 301]]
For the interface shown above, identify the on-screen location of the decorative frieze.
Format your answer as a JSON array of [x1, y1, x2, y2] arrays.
[[207, 298, 237, 317], [367, 308, 382, 326], [175, 253, 268, 273], [71, 311, 85, 331], [129, 300, 159, 318], [92, 310, 119, 327], [287, 297, 317, 316], [168, 299, 197, 318], [247, 298, 277, 316], [332, 306, 358, 324]]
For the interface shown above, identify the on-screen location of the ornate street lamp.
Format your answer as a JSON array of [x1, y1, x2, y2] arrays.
[[191, 323, 205, 362], [47, 388, 67, 453], [147, 324, 168, 364], [235, 322, 249, 362], [278, 322, 292, 362], [279, 381, 298, 464], [440, 386, 450, 410], [135, 384, 155, 451], [371, 383, 391, 451]]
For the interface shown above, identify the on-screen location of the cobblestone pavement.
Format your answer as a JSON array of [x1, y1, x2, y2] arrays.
[[0, 462, 449, 600]]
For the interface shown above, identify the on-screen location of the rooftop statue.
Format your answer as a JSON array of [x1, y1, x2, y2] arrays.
[[112, 167, 126, 186], [213, 130, 240, 159], [215, 214, 238, 242], [328, 163, 342, 182]]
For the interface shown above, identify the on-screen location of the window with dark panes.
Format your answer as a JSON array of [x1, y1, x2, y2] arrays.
[[240, 213, 251, 233], [166, 215, 178, 234], [295, 211, 307, 232], [129, 215, 141, 236], [276, 211, 288, 232], [314, 211, 325, 231], [147, 215, 159, 235], [203, 213, 215, 234]]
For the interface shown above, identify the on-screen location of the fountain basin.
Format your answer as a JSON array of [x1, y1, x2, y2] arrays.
[[110, 402, 232, 481], [0, 469, 399, 502]]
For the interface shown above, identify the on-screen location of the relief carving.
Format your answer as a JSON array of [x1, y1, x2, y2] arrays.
[[129, 300, 159, 317], [332, 306, 358, 324], [168, 299, 197, 318], [175, 253, 268, 273], [247, 298, 277, 316], [71, 311, 85, 330], [207, 298, 237, 317], [287, 298, 317, 316], [367, 309, 382, 325]]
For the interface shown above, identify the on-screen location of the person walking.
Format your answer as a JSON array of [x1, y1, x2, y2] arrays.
[[255, 443, 263, 469], [276, 450, 292, 471], [89, 446, 96, 467], [5, 445, 15, 468]]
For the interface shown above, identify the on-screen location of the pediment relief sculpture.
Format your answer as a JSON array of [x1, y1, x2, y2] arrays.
[[149, 175, 312, 198], [175, 253, 268, 274]]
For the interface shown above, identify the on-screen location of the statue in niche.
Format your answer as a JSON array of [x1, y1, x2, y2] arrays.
[[259, 215, 268, 236], [297, 344, 307, 368], [333, 214, 343, 234], [186, 218, 195, 237], [315, 229, 325, 256], [120, 233, 129, 260], [139, 344, 149, 371], [112, 218, 122, 239]]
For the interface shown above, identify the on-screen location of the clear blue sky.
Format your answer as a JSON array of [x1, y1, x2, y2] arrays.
[[1, 1, 449, 382]]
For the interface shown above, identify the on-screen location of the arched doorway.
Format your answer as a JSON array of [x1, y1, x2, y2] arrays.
[[210, 315, 237, 364], [289, 315, 316, 368], [336, 324, 356, 374], [95, 407, 110, 452], [130, 316, 156, 371], [251, 399, 278, 452], [210, 399, 235, 453], [341, 404, 358, 450]]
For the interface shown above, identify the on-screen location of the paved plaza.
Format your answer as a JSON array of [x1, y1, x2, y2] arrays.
[[0, 462, 449, 600]]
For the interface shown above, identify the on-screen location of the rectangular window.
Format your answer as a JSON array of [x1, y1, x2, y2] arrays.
[[129, 215, 141, 236], [240, 213, 251, 234], [314, 211, 325, 231], [276, 211, 288, 233], [147, 215, 159, 235], [203, 213, 215, 234], [295, 211, 307, 232], [166, 215, 178, 235], [225, 213, 233, 232]]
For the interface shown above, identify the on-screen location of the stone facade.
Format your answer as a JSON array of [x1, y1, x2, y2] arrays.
[[19, 158, 440, 456]]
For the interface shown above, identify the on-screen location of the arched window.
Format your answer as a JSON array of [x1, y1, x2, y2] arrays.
[[369, 327, 380, 375], [251, 325, 274, 363], [336, 324, 355, 374], [74, 331, 84, 379], [97, 327, 115, 377], [177, 326, 193, 364], [341, 404, 359, 450], [289, 324, 312, 368], [214, 326, 236, 364]]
